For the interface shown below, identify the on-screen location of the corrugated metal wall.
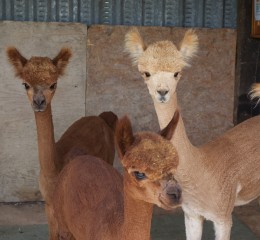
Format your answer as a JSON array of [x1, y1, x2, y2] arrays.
[[0, 0, 237, 28]]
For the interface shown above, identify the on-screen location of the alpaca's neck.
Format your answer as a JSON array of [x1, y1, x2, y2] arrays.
[[34, 105, 58, 177], [153, 93, 198, 164], [154, 93, 178, 129], [122, 179, 153, 240]]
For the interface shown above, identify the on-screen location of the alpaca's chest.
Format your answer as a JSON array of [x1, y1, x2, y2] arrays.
[[182, 201, 214, 222], [180, 178, 235, 222]]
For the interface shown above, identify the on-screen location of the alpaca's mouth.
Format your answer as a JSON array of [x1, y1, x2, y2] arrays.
[[156, 95, 170, 103], [157, 97, 168, 103], [34, 109, 45, 112], [32, 104, 47, 112], [160, 97, 166, 103], [158, 194, 182, 210], [158, 198, 181, 210]]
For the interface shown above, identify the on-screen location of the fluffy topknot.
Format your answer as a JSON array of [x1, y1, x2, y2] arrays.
[[122, 132, 179, 181]]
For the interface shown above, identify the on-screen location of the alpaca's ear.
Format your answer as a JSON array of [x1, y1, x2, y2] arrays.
[[179, 29, 198, 66], [52, 48, 72, 76], [99, 111, 118, 132], [160, 110, 180, 140], [6, 47, 28, 78], [125, 27, 146, 65], [115, 116, 135, 158], [250, 83, 260, 101]]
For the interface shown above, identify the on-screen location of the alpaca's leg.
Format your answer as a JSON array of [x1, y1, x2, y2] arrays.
[[45, 203, 59, 240], [184, 212, 203, 240], [213, 218, 232, 240], [58, 232, 76, 240]]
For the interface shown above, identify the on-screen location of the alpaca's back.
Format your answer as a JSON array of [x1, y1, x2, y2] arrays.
[[53, 156, 124, 240], [56, 112, 118, 171]]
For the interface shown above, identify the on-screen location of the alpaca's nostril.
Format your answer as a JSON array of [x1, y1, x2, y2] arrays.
[[168, 193, 178, 200], [167, 191, 179, 200], [166, 186, 181, 200], [33, 96, 46, 106], [157, 90, 169, 96], [39, 99, 46, 105]]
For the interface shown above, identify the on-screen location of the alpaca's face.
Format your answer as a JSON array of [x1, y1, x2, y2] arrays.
[[121, 132, 181, 210], [116, 110, 181, 210], [21, 58, 59, 112], [7, 47, 71, 112], [137, 41, 184, 104], [124, 168, 182, 210], [22, 81, 57, 112], [125, 28, 198, 104], [140, 70, 181, 103]]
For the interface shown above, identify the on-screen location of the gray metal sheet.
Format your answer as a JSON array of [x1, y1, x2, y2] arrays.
[[0, 0, 237, 28]]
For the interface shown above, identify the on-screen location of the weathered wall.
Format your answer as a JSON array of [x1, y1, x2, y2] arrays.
[[0, 21, 87, 202], [0, 22, 236, 202]]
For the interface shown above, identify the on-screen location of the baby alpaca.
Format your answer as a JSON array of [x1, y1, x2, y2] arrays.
[[125, 28, 260, 240], [7, 47, 117, 240], [53, 111, 181, 240]]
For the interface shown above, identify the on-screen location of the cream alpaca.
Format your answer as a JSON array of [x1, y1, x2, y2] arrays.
[[53, 112, 181, 240], [125, 28, 260, 240], [7, 47, 117, 240]]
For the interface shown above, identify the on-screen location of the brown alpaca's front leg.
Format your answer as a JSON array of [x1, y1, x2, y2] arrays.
[[45, 203, 59, 240], [58, 232, 76, 240]]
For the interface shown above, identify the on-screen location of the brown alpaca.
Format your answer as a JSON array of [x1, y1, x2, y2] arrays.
[[125, 28, 260, 240], [53, 111, 181, 240], [6, 47, 117, 240]]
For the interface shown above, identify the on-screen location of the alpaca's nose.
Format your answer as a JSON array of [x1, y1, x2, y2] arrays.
[[157, 90, 169, 96], [166, 185, 182, 201], [33, 95, 46, 107]]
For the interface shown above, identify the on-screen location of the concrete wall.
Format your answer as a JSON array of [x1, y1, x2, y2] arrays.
[[0, 21, 236, 202]]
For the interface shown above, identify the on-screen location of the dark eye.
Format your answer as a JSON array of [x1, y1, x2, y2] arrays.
[[174, 72, 179, 78], [22, 82, 30, 90], [50, 83, 57, 90], [133, 171, 146, 180], [143, 72, 151, 78]]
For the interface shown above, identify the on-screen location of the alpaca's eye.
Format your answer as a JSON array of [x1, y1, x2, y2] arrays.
[[133, 171, 146, 180], [22, 82, 30, 90], [143, 72, 151, 78], [50, 83, 57, 90], [174, 72, 179, 78]]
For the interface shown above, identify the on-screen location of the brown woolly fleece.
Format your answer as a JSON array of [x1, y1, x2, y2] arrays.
[[123, 132, 178, 181], [7, 47, 117, 240], [53, 114, 180, 240]]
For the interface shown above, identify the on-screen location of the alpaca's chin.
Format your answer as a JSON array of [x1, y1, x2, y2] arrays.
[[158, 201, 180, 211]]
